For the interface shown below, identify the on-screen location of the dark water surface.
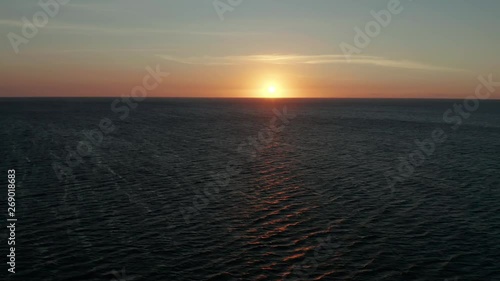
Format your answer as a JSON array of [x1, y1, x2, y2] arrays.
[[1, 98, 499, 281]]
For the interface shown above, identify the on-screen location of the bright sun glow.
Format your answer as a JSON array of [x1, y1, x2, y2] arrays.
[[264, 84, 280, 98]]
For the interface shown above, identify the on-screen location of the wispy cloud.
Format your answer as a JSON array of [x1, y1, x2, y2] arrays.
[[0, 19, 24, 27], [49, 24, 246, 36], [64, 2, 122, 13], [58, 48, 176, 54], [0, 20, 252, 37], [159, 54, 465, 72]]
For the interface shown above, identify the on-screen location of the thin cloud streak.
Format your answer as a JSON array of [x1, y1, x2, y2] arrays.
[[159, 54, 465, 72], [0, 19, 24, 27], [0, 20, 255, 37]]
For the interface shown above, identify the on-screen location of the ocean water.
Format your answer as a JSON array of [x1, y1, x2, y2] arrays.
[[1, 98, 499, 281]]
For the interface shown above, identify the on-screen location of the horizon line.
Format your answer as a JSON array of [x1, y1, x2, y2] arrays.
[[1, 96, 499, 101]]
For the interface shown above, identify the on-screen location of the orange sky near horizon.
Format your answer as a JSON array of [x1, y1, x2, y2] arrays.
[[0, 54, 486, 99]]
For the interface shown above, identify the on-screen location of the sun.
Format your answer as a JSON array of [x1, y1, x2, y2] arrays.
[[264, 84, 280, 98], [258, 77, 285, 98]]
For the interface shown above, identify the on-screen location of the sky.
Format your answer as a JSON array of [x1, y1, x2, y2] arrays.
[[1, 0, 499, 98]]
